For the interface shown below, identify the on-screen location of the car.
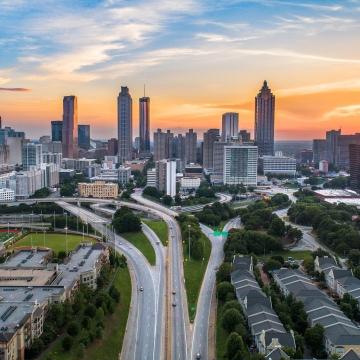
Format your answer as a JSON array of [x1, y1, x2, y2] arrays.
[[156, 241, 160, 245], [139, 287, 144, 292], [172, 290, 176, 295], [172, 302, 176, 307], [196, 353, 201, 359]]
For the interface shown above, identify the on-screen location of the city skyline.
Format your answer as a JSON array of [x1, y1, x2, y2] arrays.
[[1, 0, 360, 140]]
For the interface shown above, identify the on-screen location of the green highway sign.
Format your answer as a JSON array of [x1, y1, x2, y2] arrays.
[[213, 231, 229, 237]]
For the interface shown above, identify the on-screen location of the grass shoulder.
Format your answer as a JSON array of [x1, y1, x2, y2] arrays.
[[121, 231, 156, 265], [143, 219, 168, 246]]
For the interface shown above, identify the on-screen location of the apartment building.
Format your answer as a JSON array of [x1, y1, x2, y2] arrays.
[[78, 181, 118, 198]]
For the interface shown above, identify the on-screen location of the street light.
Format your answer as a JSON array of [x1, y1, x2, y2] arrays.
[[188, 224, 191, 260], [64, 226, 68, 256]]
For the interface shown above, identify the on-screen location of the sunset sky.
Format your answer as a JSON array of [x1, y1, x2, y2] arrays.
[[1, 0, 360, 140]]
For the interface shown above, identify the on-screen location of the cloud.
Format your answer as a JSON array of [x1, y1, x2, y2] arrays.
[[0, 87, 30, 92], [324, 104, 360, 119]]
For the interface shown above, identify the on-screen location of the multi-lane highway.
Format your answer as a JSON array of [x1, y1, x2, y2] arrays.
[[55, 201, 163, 360], [191, 217, 241, 359]]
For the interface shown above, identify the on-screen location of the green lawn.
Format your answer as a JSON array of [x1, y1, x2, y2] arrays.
[[183, 233, 211, 321], [38, 266, 132, 360], [121, 231, 156, 265], [12, 233, 94, 255], [259, 250, 312, 263], [143, 219, 168, 246], [0, 232, 16, 243], [216, 301, 228, 359]]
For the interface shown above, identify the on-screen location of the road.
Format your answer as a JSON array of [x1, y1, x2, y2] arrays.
[[191, 217, 241, 359], [179, 193, 233, 213], [131, 191, 189, 360], [55, 201, 163, 360]]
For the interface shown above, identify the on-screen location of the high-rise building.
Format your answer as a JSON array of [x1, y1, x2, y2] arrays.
[[78, 124, 90, 150], [350, 144, 360, 190], [153, 129, 173, 161], [213, 141, 230, 176], [203, 129, 219, 170], [239, 130, 251, 142], [313, 139, 327, 164], [254, 81, 275, 156], [22, 143, 43, 170], [185, 129, 197, 164], [319, 160, 329, 174], [337, 134, 360, 169], [139, 96, 150, 154], [223, 145, 258, 185], [156, 159, 176, 197], [51, 121, 63, 142], [326, 129, 341, 165], [62, 96, 78, 158], [300, 149, 313, 164], [117, 86, 132, 163], [107, 138, 118, 156], [222, 113, 239, 141]]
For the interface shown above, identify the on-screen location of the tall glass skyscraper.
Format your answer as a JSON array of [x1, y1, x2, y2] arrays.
[[139, 96, 150, 155], [62, 95, 78, 158], [117, 87, 132, 163], [254, 81, 275, 156], [51, 121, 63, 142], [78, 124, 90, 150], [221, 113, 239, 141]]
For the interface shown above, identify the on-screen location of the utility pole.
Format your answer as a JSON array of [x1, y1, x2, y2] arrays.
[[188, 224, 191, 260]]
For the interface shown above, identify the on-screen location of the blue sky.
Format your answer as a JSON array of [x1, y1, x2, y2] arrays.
[[1, 0, 360, 139]]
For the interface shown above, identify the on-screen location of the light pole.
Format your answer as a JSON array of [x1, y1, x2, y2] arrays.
[[64, 226, 68, 256], [188, 224, 191, 260]]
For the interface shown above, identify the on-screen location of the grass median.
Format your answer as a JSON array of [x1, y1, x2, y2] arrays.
[[183, 232, 211, 321], [143, 219, 168, 246], [121, 231, 156, 265]]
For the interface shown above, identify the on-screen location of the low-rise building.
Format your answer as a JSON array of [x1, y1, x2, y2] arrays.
[[0, 189, 15, 203], [78, 181, 118, 199], [259, 155, 296, 176], [180, 177, 201, 190]]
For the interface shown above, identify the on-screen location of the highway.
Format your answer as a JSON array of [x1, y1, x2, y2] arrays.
[[179, 193, 233, 213], [191, 217, 241, 359], [131, 191, 189, 360], [55, 201, 163, 360]]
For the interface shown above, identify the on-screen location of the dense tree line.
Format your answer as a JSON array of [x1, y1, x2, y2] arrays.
[[111, 207, 141, 233], [0, 202, 63, 215], [31, 187, 51, 198], [195, 202, 236, 227], [288, 191, 360, 255], [26, 251, 125, 359]]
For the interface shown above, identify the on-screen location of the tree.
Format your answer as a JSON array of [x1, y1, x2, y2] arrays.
[[62, 336, 74, 351], [268, 216, 286, 237], [67, 321, 80, 336], [305, 324, 326, 358], [221, 308, 243, 332], [32, 187, 51, 198], [143, 186, 162, 199], [162, 195, 173, 206], [112, 211, 141, 233], [264, 259, 282, 272], [216, 263, 232, 283], [85, 304, 97, 318], [226, 332, 246, 359], [217, 282, 234, 302]]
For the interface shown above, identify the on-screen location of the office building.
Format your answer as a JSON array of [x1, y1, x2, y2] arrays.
[[51, 120, 63, 142], [319, 160, 329, 173], [156, 160, 176, 197], [118, 166, 131, 185], [0, 188, 15, 202], [184, 164, 203, 178], [62, 158, 96, 171], [117, 86, 133, 163], [6, 136, 23, 165], [326, 129, 341, 165], [350, 144, 360, 190], [43, 152, 62, 166], [300, 149, 313, 164], [180, 177, 201, 190], [62, 95, 78, 158], [107, 138, 118, 156], [78, 181, 118, 198], [153, 129, 173, 161], [172, 134, 186, 170], [337, 134, 360, 169], [22, 143, 42, 170], [139, 96, 150, 154], [259, 155, 296, 176], [313, 139, 327, 164], [223, 145, 258, 185], [222, 112, 239, 141], [239, 130, 251, 142], [203, 129, 219, 170], [185, 129, 197, 164], [146, 168, 157, 188], [78, 124, 90, 150], [255, 81, 275, 156]]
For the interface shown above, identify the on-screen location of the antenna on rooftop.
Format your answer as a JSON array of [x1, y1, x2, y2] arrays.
[[143, 84, 146, 97]]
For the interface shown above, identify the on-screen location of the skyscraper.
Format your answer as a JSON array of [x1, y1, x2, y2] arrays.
[[313, 139, 327, 164], [203, 129, 219, 170], [326, 129, 341, 165], [62, 96, 78, 158], [107, 138, 118, 156], [222, 113, 239, 141], [117, 86, 132, 163], [153, 129, 173, 161], [22, 143, 43, 170], [78, 125, 90, 150], [139, 96, 150, 154], [51, 121, 63, 142], [350, 144, 360, 189], [254, 81, 275, 156], [185, 129, 197, 164]]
